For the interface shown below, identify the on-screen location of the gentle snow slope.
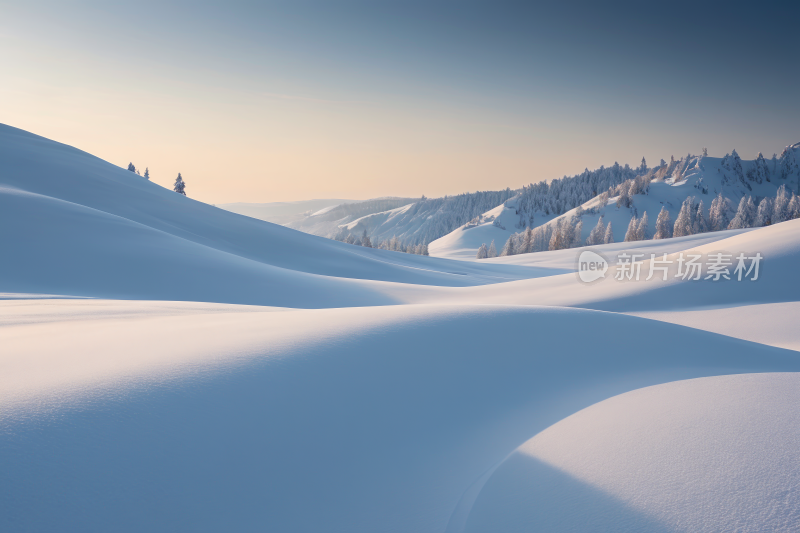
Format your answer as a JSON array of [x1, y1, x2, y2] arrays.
[[427, 201, 522, 260], [3, 301, 799, 533], [0, 124, 538, 305], [216, 199, 353, 225], [460, 374, 800, 533], [395, 219, 800, 314], [2, 124, 800, 533]]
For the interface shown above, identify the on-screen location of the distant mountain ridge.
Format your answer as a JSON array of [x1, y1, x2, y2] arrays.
[[429, 143, 800, 259]]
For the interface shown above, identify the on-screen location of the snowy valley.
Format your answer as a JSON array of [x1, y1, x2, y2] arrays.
[[2, 124, 800, 532]]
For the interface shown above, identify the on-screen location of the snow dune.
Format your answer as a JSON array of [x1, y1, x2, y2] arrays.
[[391, 219, 800, 317], [2, 124, 800, 532], [460, 373, 800, 532], [3, 301, 799, 532]]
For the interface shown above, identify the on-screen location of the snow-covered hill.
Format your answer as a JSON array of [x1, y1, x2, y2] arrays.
[[430, 146, 800, 259], [0, 124, 538, 306], [3, 124, 800, 532], [458, 373, 800, 532], [427, 198, 542, 260], [217, 199, 353, 225]]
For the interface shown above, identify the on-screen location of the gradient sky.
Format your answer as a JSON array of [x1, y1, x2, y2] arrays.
[[1, 0, 798, 203]]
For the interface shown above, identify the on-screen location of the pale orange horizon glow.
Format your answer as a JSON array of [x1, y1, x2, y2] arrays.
[[2, 3, 795, 205]]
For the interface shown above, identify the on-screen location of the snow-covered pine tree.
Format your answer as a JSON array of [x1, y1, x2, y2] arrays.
[[709, 193, 729, 231], [586, 216, 606, 246], [604, 223, 614, 244], [571, 219, 583, 248], [788, 194, 800, 220], [521, 228, 533, 254], [488, 240, 497, 258], [673, 197, 695, 237], [636, 211, 649, 240], [730, 149, 744, 183], [616, 182, 632, 208], [361, 230, 372, 248], [728, 196, 756, 229], [779, 146, 798, 181], [654, 207, 672, 239], [143, 167, 150, 180], [755, 198, 773, 227], [624, 215, 639, 242], [500, 236, 515, 256], [748, 152, 769, 183], [639, 157, 647, 173], [693, 200, 708, 234], [127, 163, 136, 173], [173, 173, 186, 195], [548, 219, 564, 250], [594, 191, 609, 214], [773, 184, 790, 223]]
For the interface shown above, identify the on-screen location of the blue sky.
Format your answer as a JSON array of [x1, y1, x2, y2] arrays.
[[1, 0, 797, 202]]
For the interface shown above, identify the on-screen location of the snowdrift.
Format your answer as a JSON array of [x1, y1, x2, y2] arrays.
[[398, 219, 800, 315], [3, 302, 799, 533], [459, 373, 800, 533]]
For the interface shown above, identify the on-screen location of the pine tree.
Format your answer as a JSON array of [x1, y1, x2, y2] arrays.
[[637, 211, 649, 240], [548, 219, 564, 250], [730, 149, 744, 182], [521, 228, 533, 254], [749, 152, 769, 183], [693, 200, 708, 234], [488, 240, 497, 258], [500, 236, 516, 256], [755, 198, 773, 227], [728, 196, 755, 229], [127, 163, 136, 173], [586, 216, 606, 246], [673, 197, 695, 237], [616, 182, 632, 208], [654, 207, 672, 239], [773, 185, 790, 223], [476, 244, 488, 259], [709, 193, 729, 231], [624, 215, 639, 242], [173, 173, 186, 195], [572, 219, 583, 248], [788, 194, 800, 220], [639, 157, 647, 173], [604, 223, 614, 244], [143, 167, 150, 180], [779, 146, 798, 180], [361, 230, 372, 248]]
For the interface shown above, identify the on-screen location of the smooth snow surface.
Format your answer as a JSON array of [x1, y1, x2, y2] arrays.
[[3, 302, 799, 533], [2, 124, 799, 532], [461, 374, 800, 533], [216, 199, 353, 225]]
